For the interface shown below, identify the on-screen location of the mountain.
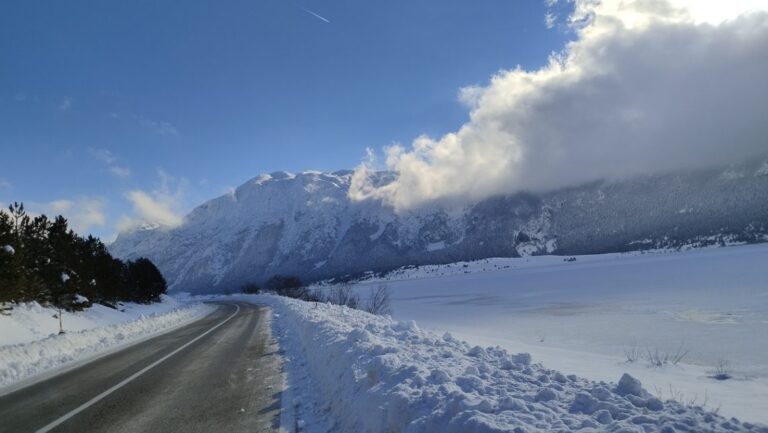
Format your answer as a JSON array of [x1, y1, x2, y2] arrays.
[[110, 159, 768, 294]]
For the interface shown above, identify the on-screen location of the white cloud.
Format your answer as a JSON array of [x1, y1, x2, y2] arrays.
[[0, 179, 11, 190], [58, 97, 72, 111], [49, 199, 73, 213], [350, 0, 768, 211], [108, 166, 132, 178], [135, 115, 179, 136], [45, 198, 107, 235], [119, 169, 187, 230], [124, 190, 183, 228], [109, 112, 179, 136], [90, 148, 133, 178], [90, 148, 117, 164], [545, 12, 557, 29]]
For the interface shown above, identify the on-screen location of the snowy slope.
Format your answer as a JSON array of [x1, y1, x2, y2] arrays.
[[110, 159, 768, 294], [0, 296, 212, 389], [233, 294, 766, 433], [329, 243, 768, 424]]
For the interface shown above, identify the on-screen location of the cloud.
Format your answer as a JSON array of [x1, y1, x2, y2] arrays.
[[109, 112, 180, 136], [90, 148, 132, 178], [350, 0, 768, 212], [0, 179, 11, 190], [135, 115, 179, 136], [545, 12, 557, 29], [90, 148, 117, 165], [123, 191, 183, 228], [58, 97, 72, 111], [119, 169, 187, 230], [108, 166, 132, 178], [44, 198, 107, 235]]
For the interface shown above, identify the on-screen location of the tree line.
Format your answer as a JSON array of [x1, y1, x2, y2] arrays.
[[0, 202, 167, 311]]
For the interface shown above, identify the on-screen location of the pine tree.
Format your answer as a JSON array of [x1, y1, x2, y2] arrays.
[[0, 211, 19, 305], [126, 258, 167, 303], [0, 202, 168, 310]]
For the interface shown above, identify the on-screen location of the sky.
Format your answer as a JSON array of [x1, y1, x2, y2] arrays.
[[3, 1, 767, 240], [350, 0, 768, 211], [0, 0, 572, 240]]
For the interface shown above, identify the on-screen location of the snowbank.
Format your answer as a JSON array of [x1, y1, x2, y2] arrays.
[[253, 295, 766, 433], [333, 243, 768, 424], [0, 297, 213, 389]]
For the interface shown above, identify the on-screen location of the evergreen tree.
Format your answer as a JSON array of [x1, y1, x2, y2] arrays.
[[126, 258, 167, 303], [0, 211, 18, 304], [0, 202, 168, 310]]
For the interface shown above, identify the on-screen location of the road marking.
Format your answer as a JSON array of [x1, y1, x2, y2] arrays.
[[35, 303, 242, 433]]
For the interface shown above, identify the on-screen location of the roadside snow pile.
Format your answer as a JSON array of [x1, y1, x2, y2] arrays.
[[0, 294, 200, 346], [0, 301, 212, 389], [261, 295, 766, 433]]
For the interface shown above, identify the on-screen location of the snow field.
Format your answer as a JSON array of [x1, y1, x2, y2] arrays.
[[336, 243, 768, 424], [0, 297, 213, 390], [251, 295, 766, 433]]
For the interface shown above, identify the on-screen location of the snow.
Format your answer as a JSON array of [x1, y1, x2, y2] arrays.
[[755, 161, 768, 177], [110, 163, 768, 295], [0, 295, 213, 390], [369, 222, 386, 241], [231, 294, 765, 433], [426, 241, 446, 252], [336, 243, 768, 425]]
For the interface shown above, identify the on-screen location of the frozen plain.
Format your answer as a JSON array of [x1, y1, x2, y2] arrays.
[[341, 243, 768, 424]]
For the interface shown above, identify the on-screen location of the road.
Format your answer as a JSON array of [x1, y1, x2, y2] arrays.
[[0, 302, 284, 433]]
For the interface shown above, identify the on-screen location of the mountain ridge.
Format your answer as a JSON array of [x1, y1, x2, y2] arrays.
[[110, 158, 768, 294]]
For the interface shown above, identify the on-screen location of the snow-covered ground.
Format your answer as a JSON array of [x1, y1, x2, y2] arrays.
[[235, 294, 765, 433], [318, 243, 768, 425], [0, 295, 212, 390]]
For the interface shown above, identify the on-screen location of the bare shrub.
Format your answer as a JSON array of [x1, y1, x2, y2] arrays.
[[653, 385, 719, 414], [365, 284, 392, 316], [309, 288, 327, 303], [645, 345, 689, 367], [624, 342, 641, 363], [327, 283, 359, 308], [711, 360, 732, 380], [266, 275, 310, 300]]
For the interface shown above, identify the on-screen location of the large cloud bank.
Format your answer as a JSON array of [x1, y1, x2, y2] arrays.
[[350, 0, 768, 211]]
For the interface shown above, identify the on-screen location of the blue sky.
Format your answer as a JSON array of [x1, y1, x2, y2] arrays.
[[0, 0, 572, 239]]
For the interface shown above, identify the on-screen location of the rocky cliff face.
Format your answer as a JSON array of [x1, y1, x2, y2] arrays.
[[110, 159, 768, 294]]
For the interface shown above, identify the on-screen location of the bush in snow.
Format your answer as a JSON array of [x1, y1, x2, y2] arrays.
[[240, 282, 262, 294], [623, 343, 642, 363], [265, 275, 310, 300], [645, 345, 690, 367], [711, 359, 733, 381], [323, 283, 360, 309], [365, 284, 392, 316]]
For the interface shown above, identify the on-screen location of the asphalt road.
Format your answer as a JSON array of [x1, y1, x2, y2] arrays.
[[0, 302, 284, 433]]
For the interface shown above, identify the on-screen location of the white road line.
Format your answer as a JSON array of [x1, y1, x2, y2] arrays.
[[35, 303, 242, 433]]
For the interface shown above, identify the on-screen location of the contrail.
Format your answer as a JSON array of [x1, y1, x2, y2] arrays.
[[298, 5, 331, 23]]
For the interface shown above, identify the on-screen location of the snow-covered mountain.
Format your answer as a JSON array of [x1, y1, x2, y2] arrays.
[[110, 159, 768, 294]]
